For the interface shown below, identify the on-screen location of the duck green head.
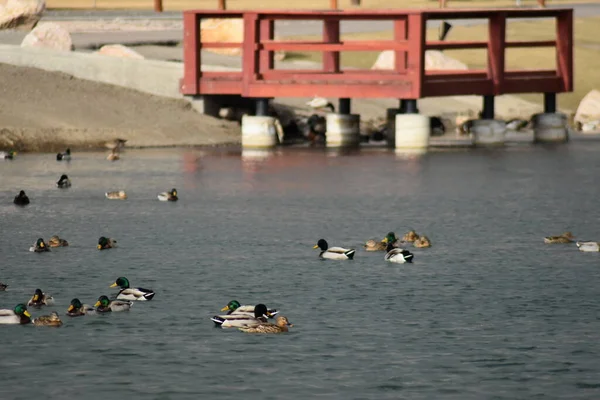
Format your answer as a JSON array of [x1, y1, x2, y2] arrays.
[[170, 188, 177, 197], [110, 277, 130, 289], [254, 304, 272, 319], [32, 288, 43, 302], [313, 239, 328, 251], [36, 238, 46, 248], [98, 237, 108, 249], [221, 300, 241, 312], [382, 232, 396, 244], [68, 298, 82, 313], [14, 303, 31, 318], [95, 295, 110, 308]]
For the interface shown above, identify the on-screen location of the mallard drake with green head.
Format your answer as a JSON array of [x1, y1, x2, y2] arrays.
[[30, 238, 50, 252], [14, 190, 29, 206], [314, 239, 355, 260], [384, 242, 414, 264], [0, 304, 32, 324], [364, 232, 398, 251], [56, 148, 71, 161], [544, 232, 574, 244], [97, 237, 117, 250], [33, 311, 63, 327], [1, 150, 15, 160], [110, 277, 155, 301], [27, 288, 55, 308], [211, 303, 272, 328], [49, 235, 69, 248], [158, 188, 178, 202], [238, 316, 293, 334], [57, 174, 71, 188], [66, 298, 96, 317], [95, 295, 132, 313]]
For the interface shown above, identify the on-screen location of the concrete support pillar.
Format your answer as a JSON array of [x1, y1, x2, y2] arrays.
[[544, 92, 556, 114], [482, 95, 495, 120], [339, 98, 351, 115], [326, 113, 361, 148], [471, 119, 506, 146], [255, 98, 269, 117], [241, 115, 278, 149], [395, 114, 430, 150], [533, 113, 568, 143], [386, 108, 400, 147]]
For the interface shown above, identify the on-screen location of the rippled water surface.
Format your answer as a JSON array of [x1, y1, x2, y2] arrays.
[[1, 143, 600, 399]]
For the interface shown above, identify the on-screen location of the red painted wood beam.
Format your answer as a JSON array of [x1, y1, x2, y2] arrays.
[[556, 10, 573, 92], [488, 12, 506, 95], [258, 41, 410, 52], [181, 12, 200, 95], [323, 20, 340, 74]]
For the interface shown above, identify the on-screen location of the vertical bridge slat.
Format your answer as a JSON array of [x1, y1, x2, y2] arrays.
[[181, 12, 200, 94], [407, 13, 425, 98], [243, 13, 259, 95], [488, 13, 506, 95], [556, 9, 573, 92], [323, 19, 340, 73], [259, 18, 275, 72], [393, 18, 407, 73]]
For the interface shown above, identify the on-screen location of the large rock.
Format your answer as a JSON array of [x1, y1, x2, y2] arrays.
[[200, 18, 286, 61], [95, 44, 145, 60], [371, 50, 468, 71], [21, 22, 72, 51], [0, 0, 44, 31], [574, 89, 600, 132]]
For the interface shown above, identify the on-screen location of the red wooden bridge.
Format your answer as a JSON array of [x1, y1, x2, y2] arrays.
[[180, 8, 573, 116]]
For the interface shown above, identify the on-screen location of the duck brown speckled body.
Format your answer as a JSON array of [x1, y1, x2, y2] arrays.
[[33, 311, 63, 327], [544, 232, 574, 244], [238, 316, 293, 334], [414, 235, 432, 248], [49, 235, 69, 248], [402, 230, 420, 243]]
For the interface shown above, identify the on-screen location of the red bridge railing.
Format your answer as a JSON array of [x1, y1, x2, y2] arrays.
[[180, 9, 573, 99]]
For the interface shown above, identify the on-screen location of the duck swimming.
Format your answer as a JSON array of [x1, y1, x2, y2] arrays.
[[14, 190, 29, 206], [576, 241, 600, 252], [364, 232, 398, 252], [66, 298, 96, 317], [105, 138, 127, 150], [27, 288, 55, 308], [94, 295, 132, 313], [544, 232, 574, 244], [110, 277, 155, 301], [211, 303, 272, 328], [402, 230, 420, 243], [0, 304, 32, 324], [314, 239, 355, 260], [105, 190, 127, 200], [97, 237, 117, 250], [1, 150, 15, 160], [56, 174, 71, 188], [30, 238, 50, 252], [384, 242, 414, 264], [0, 282, 7, 291], [414, 235, 432, 248], [158, 188, 178, 202], [107, 148, 120, 161], [49, 235, 69, 247], [56, 148, 71, 161], [33, 311, 63, 327], [216, 300, 278, 318], [238, 316, 293, 334]]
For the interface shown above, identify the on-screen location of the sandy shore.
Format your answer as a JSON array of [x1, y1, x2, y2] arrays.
[[0, 63, 241, 152]]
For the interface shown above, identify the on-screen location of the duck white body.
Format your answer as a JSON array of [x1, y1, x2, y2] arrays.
[[212, 314, 268, 328], [576, 241, 600, 252], [384, 248, 415, 264], [321, 247, 356, 260], [115, 288, 155, 301], [0, 310, 27, 324]]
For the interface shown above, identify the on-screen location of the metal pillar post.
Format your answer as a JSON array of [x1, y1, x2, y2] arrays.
[[256, 98, 269, 116], [404, 99, 418, 114], [339, 98, 351, 115], [544, 92, 556, 114], [482, 95, 495, 120]]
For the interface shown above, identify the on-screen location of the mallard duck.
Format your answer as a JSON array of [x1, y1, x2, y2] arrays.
[[211, 303, 272, 328], [33, 311, 63, 327], [414, 235, 432, 248], [239, 316, 293, 334], [402, 230, 420, 243], [544, 232, 574, 244], [158, 188, 178, 202], [66, 298, 96, 317], [0, 304, 32, 324], [94, 295, 132, 313], [107, 148, 120, 161], [56, 148, 71, 161], [30, 238, 50, 252], [1, 150, 16, 160], [14, 190, 29, 206], [48, 235, 69, 247], [313, 239, 355, 260], [0, 282, 7, 291], [27, 288, 55, 308], [217, 300, 278, 318], [97, 236, 117, 250], [105, 190, 127, 200], [56, 174, 71, 188], [364, 232, 398, 251], [384, 242, 414, 264], [105, 138, 127, 150], [576, 241, 600, 252], [110, 277, 155, 301]]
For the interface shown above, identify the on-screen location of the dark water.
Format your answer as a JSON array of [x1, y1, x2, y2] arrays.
[[1, 143, 600, 399]]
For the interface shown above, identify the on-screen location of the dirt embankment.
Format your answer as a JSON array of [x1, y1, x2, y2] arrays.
[[0, 63, 241, 152]]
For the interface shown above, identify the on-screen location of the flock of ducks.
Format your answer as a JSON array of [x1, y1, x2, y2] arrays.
[[544, 231, 600, 252]]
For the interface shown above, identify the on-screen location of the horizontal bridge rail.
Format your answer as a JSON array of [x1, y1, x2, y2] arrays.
[[180, 8, 573, 100]]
